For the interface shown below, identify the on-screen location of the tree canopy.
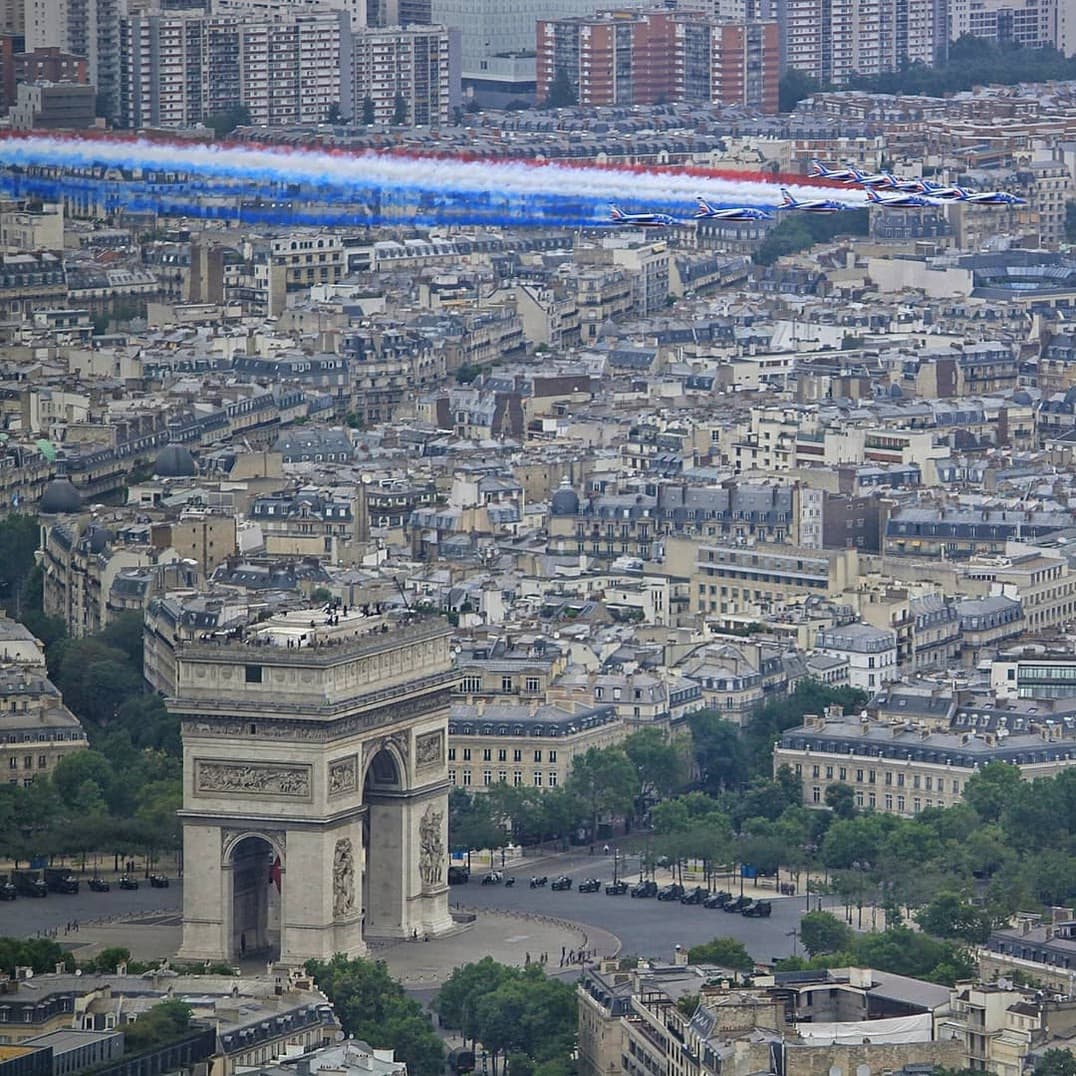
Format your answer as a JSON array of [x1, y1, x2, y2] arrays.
[[307, 955, 445, 1076]]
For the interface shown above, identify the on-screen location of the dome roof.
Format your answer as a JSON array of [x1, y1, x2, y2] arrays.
[[550, 478, 579, 516], [888, 382, 903, 398], [154, 443, 196, 477], [39, 478, 81, 515]]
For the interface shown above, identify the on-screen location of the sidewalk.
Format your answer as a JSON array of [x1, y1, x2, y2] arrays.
[[61, 908, 610, 986]]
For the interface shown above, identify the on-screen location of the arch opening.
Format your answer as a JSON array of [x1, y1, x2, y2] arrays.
[[229, 835, 281, 961], [363, 748, 406, 937]]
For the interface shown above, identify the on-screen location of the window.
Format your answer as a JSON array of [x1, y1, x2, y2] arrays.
[[884, 793, 893, 810], [548, 750, 557, 763], [534, 750, 542, 763], [812, 786, 821, 803], [913, 774, 921, 789], [448, 769, 456, 784], [512, 770, 522, 786], [525, 677, 540, 693], [245, 664, 263, 683], [855, 791, 864, 806], [868, 792, 876, 808], [462, 748, 472, 762], [483, 749, 492, 762], [812, 765, 820, 778], [23, 756, 31, 770], [548, 772, 557, 787], [839, 767, 847, 781], [855, 769, 863, 783], [483, 770, 492, 786], [533, 771, 543, 787], [7, 758, 14, 770], [913, 798, 921, 814], [498, 771, 507, 783], [513, 749, 522, 762], [497, 749, 506, 762], [885, 771, 893, 785], [868, 769, 876, 784], [825, 765, 833, 779], [461, 676, 481, 693], [462, 771, 472, 787], [448, 748, 456, 762], [897, 773, 905, 787], [897, 795, 906, 813], [37, 755, 46, 769], [501, 677, 513, 693]]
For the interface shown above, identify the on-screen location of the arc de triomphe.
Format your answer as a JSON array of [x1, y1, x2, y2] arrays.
[[170, 609, 456, 965]]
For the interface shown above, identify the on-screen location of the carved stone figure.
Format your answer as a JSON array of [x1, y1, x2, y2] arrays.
[[419, 805, 444, 889], [197, 761, 311, 797], [333, 838, 355, 918]]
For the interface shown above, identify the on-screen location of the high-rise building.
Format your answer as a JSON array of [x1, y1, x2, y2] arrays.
[[351, 23, 456, 125], [432, 0, 648, 99], [25, 0, 119, 117], [537, 8, 779, 111], [776, 0, 936, 83], [675, 18, 779, 112], [119, 9, 346, 129]]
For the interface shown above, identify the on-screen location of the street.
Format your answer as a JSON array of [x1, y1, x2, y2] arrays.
[[451, 850, 816, 964], [0, 876, 180, 939]]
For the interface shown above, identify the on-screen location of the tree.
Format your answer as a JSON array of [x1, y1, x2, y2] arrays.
[[204, 105, 251, 138], [799, 910, 855, 956], [688, 710, 746, 793], [565, 747, 637, 840], [392, 93, 408, 125], [0, 515, 42, 607], [963, 762, 1024, 824], [915, 892, 993, 945], [544, 68, 577, 109], [327, 102, 343, 124], [87, 946, 131, 973], [623, 728, 684, 803], [123, 1000, 193, 1052], [307, 955, 445, 1076], [825, 783, 857, 819], [1034, 1050, 1076, 1076], [778, 68, 821, 112], [362, 96, 376, 125], [686, 937, 754, 973]]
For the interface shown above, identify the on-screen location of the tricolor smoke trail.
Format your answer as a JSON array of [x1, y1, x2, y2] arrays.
[[0, 134, 869, 228]]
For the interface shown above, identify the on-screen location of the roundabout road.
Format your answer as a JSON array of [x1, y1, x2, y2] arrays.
[[451, 852, 820, 964]]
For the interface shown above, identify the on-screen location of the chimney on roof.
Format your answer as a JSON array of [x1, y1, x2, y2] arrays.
[[673, 945, 688, 967]]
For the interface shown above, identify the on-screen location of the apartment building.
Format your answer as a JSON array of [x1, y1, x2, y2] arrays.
[[119, 10, 346, 130], [992, 649, 1076, 700], [25, 0, 120, 118], [351, 24, 455, 127], [779, 0, 937, 85], [775, 698, 1076, 816], [815, 622, 897, 692], [537, 9, 778, 112], [675, 18, 778, 112], [663, 535, 860, 619], [447, 700, 622, 791]]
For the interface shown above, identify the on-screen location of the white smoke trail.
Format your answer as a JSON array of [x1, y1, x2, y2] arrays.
[[0, 135, 869, 211]]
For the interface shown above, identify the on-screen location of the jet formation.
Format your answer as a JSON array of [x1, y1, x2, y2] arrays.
[[809, 159, 1028, 208], [607, 160, 1027, 228]]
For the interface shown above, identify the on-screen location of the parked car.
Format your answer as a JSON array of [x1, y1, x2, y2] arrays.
[[631, 880, 658, 898], [579, 878, 601, 893], [722, 895, 749, 912], [88, 877, 110, 893], [703, 890, 732, 909], [149, 874, 169, 888], [447, 866, 470, 885], [657, 883, 685, 902], [605, 880, 629, 895], [118, 875, 139, 890], [551, 875, 573, 891], [743, 900, 772, 917], [680, 887, 709, 905], [0, 878, 15, 901]]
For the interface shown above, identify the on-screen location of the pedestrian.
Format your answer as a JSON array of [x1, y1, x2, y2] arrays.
[[74, 920, 78, 932], [603, 844, 610, 855], [561, 945, 565, 959], [525, 951, 530, 965]]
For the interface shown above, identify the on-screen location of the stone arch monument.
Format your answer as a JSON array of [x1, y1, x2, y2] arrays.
[[171, 610, 456, 965]]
